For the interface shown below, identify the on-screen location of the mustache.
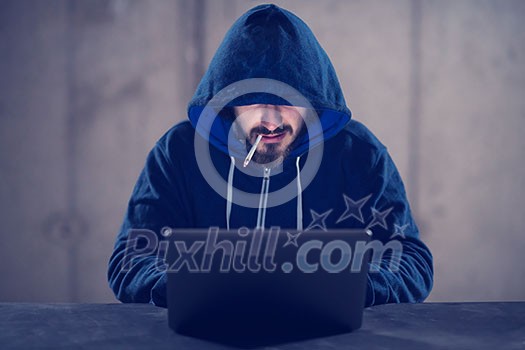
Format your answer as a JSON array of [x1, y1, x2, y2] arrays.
[[250, 124, 293, 137]]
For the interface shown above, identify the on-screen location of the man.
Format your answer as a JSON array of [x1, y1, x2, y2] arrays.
[[108, 4, 433, 307]]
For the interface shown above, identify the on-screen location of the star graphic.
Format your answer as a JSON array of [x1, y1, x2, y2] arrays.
[[305, 209, 333, 232], [390, 224, 409, 239], [367, 207, 394, 230], [336, 193, 372, 224], [283, 231, 302, 248]]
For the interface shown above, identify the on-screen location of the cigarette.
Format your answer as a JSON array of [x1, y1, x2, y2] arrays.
[[243, 134, 263, 167]]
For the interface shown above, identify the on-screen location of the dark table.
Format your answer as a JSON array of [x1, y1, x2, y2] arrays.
[[1, 302, 524, 349]]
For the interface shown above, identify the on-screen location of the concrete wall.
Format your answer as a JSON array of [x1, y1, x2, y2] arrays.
[[0, 0, 524, 303]]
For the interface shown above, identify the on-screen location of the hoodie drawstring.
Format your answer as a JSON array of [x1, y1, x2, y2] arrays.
[[226, 156, 235, 230], [296, 156, 303, 230], [256, 167, 271, 230], [225, 156, 303, 231]]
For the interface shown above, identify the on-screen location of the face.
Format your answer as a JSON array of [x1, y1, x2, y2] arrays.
[[233, 104, 306, 165]]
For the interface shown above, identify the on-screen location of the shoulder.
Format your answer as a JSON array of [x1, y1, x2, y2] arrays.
[[332, 120, 387, 163], [340, 120, 386, 150], [160, 120, 194, 145], [152, 121, 195, 162]]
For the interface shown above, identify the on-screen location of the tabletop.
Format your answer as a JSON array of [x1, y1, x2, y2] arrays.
[[1, 302, 524, 349]]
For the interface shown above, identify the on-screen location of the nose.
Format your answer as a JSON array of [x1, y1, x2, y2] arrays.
[[259, 105, 282, 131]]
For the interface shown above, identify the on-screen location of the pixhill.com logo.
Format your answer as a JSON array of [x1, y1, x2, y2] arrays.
[[121, 227, 403, 274]]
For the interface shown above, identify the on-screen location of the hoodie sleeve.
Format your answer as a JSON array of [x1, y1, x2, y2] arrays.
[[364, 149, 434, 307], [107, 134, 191, 307]]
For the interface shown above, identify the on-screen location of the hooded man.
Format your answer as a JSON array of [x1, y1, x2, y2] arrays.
[[108, 4, 433, 308]]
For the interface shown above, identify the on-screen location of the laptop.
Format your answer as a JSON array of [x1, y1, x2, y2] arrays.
[[166, 227, 372, 346]]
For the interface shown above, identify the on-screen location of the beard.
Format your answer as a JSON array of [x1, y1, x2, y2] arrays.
[[246, 124, 306, 167], [252, 143, 289, 165]]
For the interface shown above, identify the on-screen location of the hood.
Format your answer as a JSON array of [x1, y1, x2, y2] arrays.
[[188, 3, 351, 157]]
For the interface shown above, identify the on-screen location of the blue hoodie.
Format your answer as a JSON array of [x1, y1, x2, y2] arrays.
[[108, 4, 433, 308]]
